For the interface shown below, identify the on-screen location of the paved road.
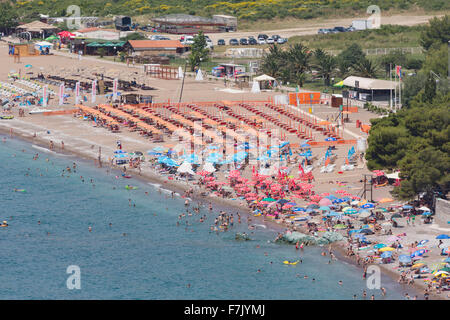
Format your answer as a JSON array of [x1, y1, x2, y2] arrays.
[[159, 14, 443, 43]]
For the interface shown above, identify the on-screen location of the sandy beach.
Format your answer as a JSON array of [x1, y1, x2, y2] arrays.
[[1, 40, 448, 300]]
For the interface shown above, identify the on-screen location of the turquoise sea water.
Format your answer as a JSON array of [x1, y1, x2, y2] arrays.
[[0, 136, 409, 299]]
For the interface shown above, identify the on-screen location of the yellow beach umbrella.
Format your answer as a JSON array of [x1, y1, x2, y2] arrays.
[[379, 247, 395, 252], [411, 263, 426, 269], [358, 199, 368, 206]]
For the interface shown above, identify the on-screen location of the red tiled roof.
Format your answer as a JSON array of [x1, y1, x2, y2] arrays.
[[127, 40, 185, 49]]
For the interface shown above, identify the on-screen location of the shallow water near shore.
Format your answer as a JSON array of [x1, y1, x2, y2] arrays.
[[0, 136, 409, 299]]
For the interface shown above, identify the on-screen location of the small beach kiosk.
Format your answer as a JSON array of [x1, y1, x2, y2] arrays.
[[253, 74, 275, 90], [213, 63, 245, 78]]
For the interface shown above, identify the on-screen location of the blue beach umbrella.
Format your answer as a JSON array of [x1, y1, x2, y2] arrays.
[[114, 153, 128, 158], [319, 206, 330, 211], [326, 211, 341, 217], [325, 137, 337, 141], [399, 255, 412, 264], [436, 234, 450, 240], [373, 244, 387, 249], [205, 153, 221, 164], [403, 205, 413, 209], [380, 251, 392, 259], [293, 207, 306, 212], [417, 240, 429, 247], [164, 158, 179, 167], [361, 203, 375, 209], [181, 153, 200, 164], [411, 249, 426, 258]]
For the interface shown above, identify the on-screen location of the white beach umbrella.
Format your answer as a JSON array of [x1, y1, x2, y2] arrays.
[[203, 162, 216, 173], [251, 81, 260, 93], [177, 162, 195, 175], [195, 69, 204, 81]]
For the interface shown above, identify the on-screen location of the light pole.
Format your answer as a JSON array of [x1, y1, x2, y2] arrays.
[[178, 59, 188, 103]]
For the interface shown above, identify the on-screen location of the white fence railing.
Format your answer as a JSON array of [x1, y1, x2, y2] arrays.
[[327, 47, 422, 56]]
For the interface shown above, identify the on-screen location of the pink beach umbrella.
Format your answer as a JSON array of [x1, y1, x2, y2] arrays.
[[319, 198, 333, 206]]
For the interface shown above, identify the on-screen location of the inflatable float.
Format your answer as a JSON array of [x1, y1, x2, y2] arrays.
[[0, 115, 14, 120], [14, 189, 26, 192], [283, 260, 299, 265], [125, 185, 138, 190]]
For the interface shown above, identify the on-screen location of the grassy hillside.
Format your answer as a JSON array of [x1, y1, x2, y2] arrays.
[[10, 0, 450, 23]]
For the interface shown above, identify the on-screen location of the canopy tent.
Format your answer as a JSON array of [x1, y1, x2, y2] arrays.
[[253, 74, 275, 90], [385, 172, 400, 180], [58, 31, 75, 38], [45, 35, 59, 41], [35, 41, 53, 47], [253, 74, 275, 82]]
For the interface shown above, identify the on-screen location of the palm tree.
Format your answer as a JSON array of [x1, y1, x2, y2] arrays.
[[352, 58, 381, 78], [337, 58, 351, 78], [261, 44, 287, 78], [261, 54, 280, 78], [287, 43, 312, 87], [313, 48, 337, 86]]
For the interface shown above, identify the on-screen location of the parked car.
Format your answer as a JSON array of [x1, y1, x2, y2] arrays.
[[229, 38, 239, 45], [257, 34, 268, 40], [332, 26, 347, 33], [150, 35, 168, 40], [266, 37, 275, 44], [239, 38, 248, 45], [277, 37, 287, 44], [272, 35, 280, 41], [181, 35, 194, 45], [257, 38, 266, 45], [217, 39, 225, 45], [248, 37, 257, 45], [318, 28, 331, 34], [346, 26, 356, 32], [206, 39, 214, 49]]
